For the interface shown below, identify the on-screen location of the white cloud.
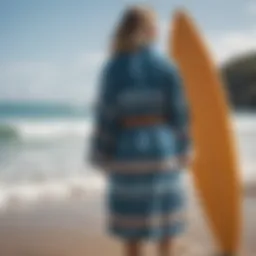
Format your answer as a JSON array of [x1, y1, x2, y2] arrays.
[[0, 51, 105, 104], [0, 61, 59, 100], [207, 29, 256, 63], [76, 52, 106, 71], [245, 1, 256, 16], [1, 19, 256, 103]]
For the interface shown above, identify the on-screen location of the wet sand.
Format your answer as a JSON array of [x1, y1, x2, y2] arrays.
[[0, 179, 255, 256]]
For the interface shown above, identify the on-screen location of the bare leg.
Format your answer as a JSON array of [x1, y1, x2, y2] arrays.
[[124, 240, 142, 256], [158, 238, 173, 256]]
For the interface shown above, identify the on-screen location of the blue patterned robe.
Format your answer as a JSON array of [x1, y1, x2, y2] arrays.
[[90, 45, 190, 240]]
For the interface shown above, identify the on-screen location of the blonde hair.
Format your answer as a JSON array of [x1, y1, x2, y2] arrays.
[[112, 5, 156, 54]]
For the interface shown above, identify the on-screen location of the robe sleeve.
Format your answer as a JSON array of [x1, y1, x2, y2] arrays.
[[89, 64, 120, 168], [164, 64, 191, 156]]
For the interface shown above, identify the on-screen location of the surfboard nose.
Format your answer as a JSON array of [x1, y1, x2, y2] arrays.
[[173, 9, 189, 24], [171, 10, 193, 57]]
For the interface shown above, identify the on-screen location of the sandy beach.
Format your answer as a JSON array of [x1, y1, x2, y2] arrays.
[[0, 112, 254, 256], [0, 174, 254, 256]]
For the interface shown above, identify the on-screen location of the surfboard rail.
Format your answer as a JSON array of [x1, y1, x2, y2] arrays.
[[170, 10, 242, 255]]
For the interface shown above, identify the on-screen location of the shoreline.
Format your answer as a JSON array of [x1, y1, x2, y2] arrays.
[[0, 176, 255, 255]]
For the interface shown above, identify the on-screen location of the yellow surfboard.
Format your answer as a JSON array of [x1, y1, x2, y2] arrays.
[[170, 11, 241, 255]]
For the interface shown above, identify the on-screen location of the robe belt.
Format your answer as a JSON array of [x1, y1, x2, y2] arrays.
[[123, 116, 166, 127]]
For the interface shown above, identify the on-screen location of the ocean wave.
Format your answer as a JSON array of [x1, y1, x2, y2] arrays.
[[0, 114, 255, 142], [0, 173, 106, 211], [0, 120, 93, 141], [232, 114, 256, 134], [0, 166, 254, 212]]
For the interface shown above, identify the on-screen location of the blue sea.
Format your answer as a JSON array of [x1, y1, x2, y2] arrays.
[[0, 101, 255, 207]]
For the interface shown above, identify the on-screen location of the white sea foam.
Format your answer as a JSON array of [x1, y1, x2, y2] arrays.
[[2, 119, 93, 141], [0, 114, 255, 141], [0, 114, 254, 141], [0, 173, 106, 211], [233, 114, 256, 133], [0, 114, 255, 212]]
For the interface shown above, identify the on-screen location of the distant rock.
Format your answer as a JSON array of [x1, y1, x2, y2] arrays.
[[0, 124, 19, 141], [222, 51, 256, 110]]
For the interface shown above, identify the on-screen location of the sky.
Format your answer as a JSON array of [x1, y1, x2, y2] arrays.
[[0, 0, 256, 105]]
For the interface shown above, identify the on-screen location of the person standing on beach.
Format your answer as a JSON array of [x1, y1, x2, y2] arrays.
[[90, 5, 191, 256]]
